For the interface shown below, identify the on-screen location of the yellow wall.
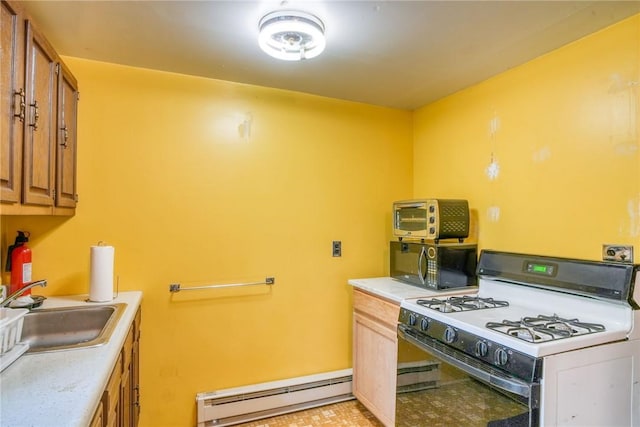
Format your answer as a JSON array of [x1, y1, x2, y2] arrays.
[[1, 13, 639, 427], [414, 15, 640, 258], [1, 60, 412, 426]]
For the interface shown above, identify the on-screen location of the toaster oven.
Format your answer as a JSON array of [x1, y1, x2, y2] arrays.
[[393, 199, 469, 241]]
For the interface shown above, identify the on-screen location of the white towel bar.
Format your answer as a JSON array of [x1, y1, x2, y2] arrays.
[[169, 277, 275, 293]]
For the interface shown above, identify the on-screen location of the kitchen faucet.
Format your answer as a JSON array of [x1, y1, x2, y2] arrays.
[[0, 280, 47, 308]]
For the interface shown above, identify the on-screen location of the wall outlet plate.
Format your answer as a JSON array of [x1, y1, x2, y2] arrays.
[[332, 241, 342, 257], [602, 244, 634, 263]]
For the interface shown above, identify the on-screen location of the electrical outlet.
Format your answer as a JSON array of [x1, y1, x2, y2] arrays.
[[602, 244, 634, 263], [332, 241, 342, 257]]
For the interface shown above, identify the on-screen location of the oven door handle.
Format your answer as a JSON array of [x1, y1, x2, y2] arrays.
[[398, 325, 534, 399]]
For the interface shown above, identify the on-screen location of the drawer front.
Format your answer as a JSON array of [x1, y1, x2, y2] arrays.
[[89, 400, 103, 427], [105, 353, 122, 414], [122, 325, 134, 369], [133, 307, 141, 341], [353, 289, 400, 329]]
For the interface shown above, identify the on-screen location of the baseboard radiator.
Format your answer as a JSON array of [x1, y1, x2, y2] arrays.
[[196, 369, 354, 427]]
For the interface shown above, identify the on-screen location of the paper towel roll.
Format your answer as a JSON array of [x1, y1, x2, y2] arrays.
[[89, 245, 114, 302]]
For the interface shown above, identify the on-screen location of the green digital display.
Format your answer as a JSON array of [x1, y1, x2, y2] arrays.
[[532, 265, 548, 273], [526, 261, 555, 276]]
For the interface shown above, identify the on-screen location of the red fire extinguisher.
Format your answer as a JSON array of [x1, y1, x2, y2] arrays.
[[5, 231, 33, 295]]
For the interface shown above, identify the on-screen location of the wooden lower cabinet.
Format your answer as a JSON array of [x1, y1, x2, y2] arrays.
[[352, 289, 399, 427], [131, 308, 141, 425], [89, 400, 104, 427], [120, 326, 133, 426], [104, 354, 122, 427], [92, 307, 141, 427]]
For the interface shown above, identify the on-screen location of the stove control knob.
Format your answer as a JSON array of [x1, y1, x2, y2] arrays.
[[475, 341, 489, 357], [420, 318, 429, 331], [443, 326, 457, 343], [494, 348, 509, 366], [408, 313, 417, 327]]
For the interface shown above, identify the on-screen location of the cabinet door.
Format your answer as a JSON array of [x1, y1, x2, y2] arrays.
[[22, 20, 57, 207], [121, 363, 132, 426], [121, 326, 134, 427], [104, 354, 122, 427], [132, 336, 140, 426], [0, 0, 25, 203], [89, 400, 104, 427], [132, 308, 141, 426], [55, 61, 78, 208], [352, 312, 397, 427]]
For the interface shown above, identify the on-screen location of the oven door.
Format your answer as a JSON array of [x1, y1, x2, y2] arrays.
[[397, 324, 539, 427]]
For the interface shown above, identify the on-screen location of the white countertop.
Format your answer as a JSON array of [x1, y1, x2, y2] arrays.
[[0, 291, 142, 427], [348, 277, 477, 303]]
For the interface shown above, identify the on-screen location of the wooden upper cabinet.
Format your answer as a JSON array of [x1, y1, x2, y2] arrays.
[[0, 0, 25, 204], [56, 62, 78, 208], [22, 20, 57, 207], [1, 1, 78, 215]]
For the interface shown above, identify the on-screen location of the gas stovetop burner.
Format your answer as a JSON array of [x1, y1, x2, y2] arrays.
[[416, 296, 509, 313], [486, 314, 606, 343]]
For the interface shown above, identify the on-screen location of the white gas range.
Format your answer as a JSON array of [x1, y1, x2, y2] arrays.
[[396, 250, 640, 426]]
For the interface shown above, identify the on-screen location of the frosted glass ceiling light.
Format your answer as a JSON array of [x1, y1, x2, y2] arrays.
[[258, 10, 326, 61]]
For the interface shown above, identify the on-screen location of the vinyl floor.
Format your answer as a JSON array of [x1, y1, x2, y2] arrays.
[[236, 378, 526, 427], [237, 399, 384, 427]]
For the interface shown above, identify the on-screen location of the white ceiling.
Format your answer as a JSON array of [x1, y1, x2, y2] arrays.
[[20, 1, 640, 110]]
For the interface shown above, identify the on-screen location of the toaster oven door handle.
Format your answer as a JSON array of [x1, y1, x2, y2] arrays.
[[398, 325, 536, 401], [417, 246, 427, 284]]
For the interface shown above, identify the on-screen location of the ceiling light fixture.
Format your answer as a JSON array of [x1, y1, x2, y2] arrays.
[[258, 10, 326, 61]]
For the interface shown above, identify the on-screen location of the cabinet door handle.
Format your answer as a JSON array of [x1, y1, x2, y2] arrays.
[[29, 101, 39, 130], [60, 125, 68, 147], [134, 385, 140, 407], [13, 88, 25, 122]]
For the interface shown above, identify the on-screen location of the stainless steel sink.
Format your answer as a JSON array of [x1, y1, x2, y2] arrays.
[[21, 303, 127, 353]]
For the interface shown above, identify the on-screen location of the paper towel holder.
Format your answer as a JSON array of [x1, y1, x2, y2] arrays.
[[86, 275, 119, 303]]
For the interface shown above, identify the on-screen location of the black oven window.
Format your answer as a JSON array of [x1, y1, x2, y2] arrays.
[[397, 336, 534, 426]]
